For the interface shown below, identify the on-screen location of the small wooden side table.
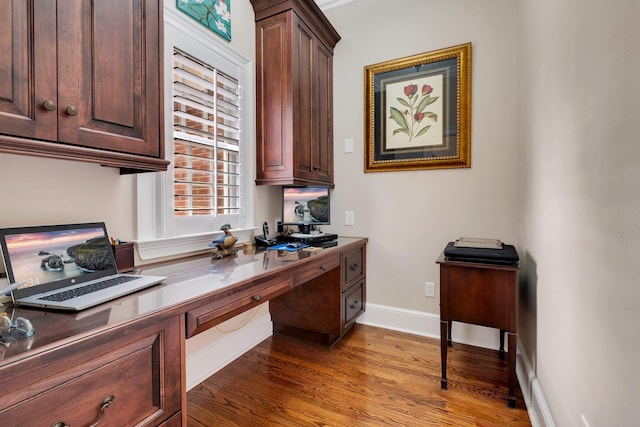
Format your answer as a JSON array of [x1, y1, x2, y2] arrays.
[[437, 254, 519, 407]]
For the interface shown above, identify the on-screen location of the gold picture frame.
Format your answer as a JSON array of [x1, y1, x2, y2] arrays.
[[364, 43, 472, 172]]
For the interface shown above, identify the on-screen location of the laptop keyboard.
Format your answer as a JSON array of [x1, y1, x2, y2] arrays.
[[39, 276, 139, 302]]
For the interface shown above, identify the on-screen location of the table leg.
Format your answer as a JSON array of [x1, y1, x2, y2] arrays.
[[499, 329, 506, 360], [507, 332, 517, 408], [440, 320, 448, 389], [447, 320, 453, 347]]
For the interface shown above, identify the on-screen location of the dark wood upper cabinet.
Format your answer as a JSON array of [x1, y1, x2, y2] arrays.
[[251, 0, 340, 186], [0, 0, 168, 173]]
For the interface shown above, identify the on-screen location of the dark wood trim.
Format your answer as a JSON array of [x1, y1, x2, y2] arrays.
[[0, 134, 170, 172]]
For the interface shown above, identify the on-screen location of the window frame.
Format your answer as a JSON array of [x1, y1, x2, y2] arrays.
[[136, 6, 255, 260]]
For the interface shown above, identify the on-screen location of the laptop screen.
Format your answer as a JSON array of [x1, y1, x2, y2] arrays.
[[0, 223, 117, 299]]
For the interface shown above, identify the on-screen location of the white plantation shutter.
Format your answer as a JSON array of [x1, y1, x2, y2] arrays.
[[172, 49, 241, 216]]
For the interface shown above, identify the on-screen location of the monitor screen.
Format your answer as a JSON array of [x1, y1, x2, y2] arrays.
[[282, 186, 330, 232]]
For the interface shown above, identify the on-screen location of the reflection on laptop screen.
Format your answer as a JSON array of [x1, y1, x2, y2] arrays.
[[3, 226, 115, 291]]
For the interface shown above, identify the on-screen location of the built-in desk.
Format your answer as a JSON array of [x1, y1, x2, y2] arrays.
[[0, 237, 367, 426]]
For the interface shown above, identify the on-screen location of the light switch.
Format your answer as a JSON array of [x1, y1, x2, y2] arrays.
[[345, 211, 354, 226], [344, 138, 354, 153]]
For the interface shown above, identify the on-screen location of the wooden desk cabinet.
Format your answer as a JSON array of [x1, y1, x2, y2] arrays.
[[0, 315, 183, 426], [0, 0, 168, 173], [0, 238, 367, 425], [186, 270, 293, 338], [251, 0, 341, 186], [437, 255, 519, 407], [270, 241, 366, 346]]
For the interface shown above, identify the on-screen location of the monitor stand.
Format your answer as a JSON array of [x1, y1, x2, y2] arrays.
[[290, 232, 325, 239], [290, 224, 327, 239], [297, 224, 311, 234]]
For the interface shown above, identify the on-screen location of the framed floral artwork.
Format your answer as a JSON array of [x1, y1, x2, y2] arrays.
[[176, 0, 231, 41], [364, 43, 472, 172]]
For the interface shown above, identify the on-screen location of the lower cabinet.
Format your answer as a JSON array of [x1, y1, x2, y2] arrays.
[[0, 315, 183, 426], [270, 241, 366, 346], [344, 280, 365, 327]]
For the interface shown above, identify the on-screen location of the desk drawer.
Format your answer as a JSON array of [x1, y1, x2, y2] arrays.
[[342, 245, 364, 289], [344, 280, 364, 326], [0, 317, 181, 427], [293, 252, 340, 286], [186, 272, 291, 337]]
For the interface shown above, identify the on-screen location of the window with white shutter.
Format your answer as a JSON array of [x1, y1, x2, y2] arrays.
[[136, 6, 253, 255], [172, 50, 241, 217]]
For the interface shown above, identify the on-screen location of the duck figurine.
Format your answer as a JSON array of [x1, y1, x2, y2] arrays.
[[209, 223, 238, 259]]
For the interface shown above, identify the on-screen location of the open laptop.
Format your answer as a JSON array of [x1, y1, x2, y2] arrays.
[[0, 222, 166, 311]]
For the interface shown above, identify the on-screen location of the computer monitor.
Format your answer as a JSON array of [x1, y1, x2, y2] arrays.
[[281, 186, 330, 234]]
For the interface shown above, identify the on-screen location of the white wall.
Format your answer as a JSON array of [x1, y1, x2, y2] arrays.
[[516, 0, 640, 425], [0, 154, 137, 235], [325, 0, 518, 315]]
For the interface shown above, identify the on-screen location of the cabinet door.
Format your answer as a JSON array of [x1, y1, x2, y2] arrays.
[[313, 41, 334, 183], [57, 0, 162, 157], [293, 15, 315, 181], [293, 15, 333, 184], [0, 0, 57, 141], [255, 12, 293, 183]]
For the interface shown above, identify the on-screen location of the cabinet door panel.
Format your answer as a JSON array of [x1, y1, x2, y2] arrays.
[[256, 14, 291, 181], [314, 42, 333, 182], [0, 0, 57, 140], [342, 245, 364, 290], [344, 280, 364, 327], [57, 0, 161, 157], [293, 16, 314, 180]]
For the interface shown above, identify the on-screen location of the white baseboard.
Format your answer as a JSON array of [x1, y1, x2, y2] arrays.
[[517, 341, 556, 427], [184, 301, 554, 427], [357, 302, 502, 349]]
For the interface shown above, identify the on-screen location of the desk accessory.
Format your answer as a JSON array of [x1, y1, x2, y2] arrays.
[[209, 223, 238, 259], [255, 221, 279, 247], [266, 243, 309, 252], [111, 241, 135, 272]]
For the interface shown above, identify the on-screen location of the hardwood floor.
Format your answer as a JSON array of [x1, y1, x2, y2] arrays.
[[187, 324, 532, 426]]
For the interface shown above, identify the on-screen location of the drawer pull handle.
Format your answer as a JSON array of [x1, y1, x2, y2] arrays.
[[43, 100, 57, 111], [253, 294, 262, 302], [88, 395, 115, 427], [349, 263, 359, 271], [319, 265, 327, 271], [349, 300, 359, 309], [51, 423, 69, 427]]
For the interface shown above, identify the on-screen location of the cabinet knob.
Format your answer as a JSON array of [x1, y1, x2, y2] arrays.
[[319, 265, 327, 271], [252, 294, 262, 302], [66, 105, 79, 116], [51, 423, 69, 427], [43, 100, 57, 111], [349, 263, 358, 271], [349, 300, 359, 309]]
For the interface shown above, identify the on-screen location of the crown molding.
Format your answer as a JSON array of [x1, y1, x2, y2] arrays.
[[314, 0, 355, 10]]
